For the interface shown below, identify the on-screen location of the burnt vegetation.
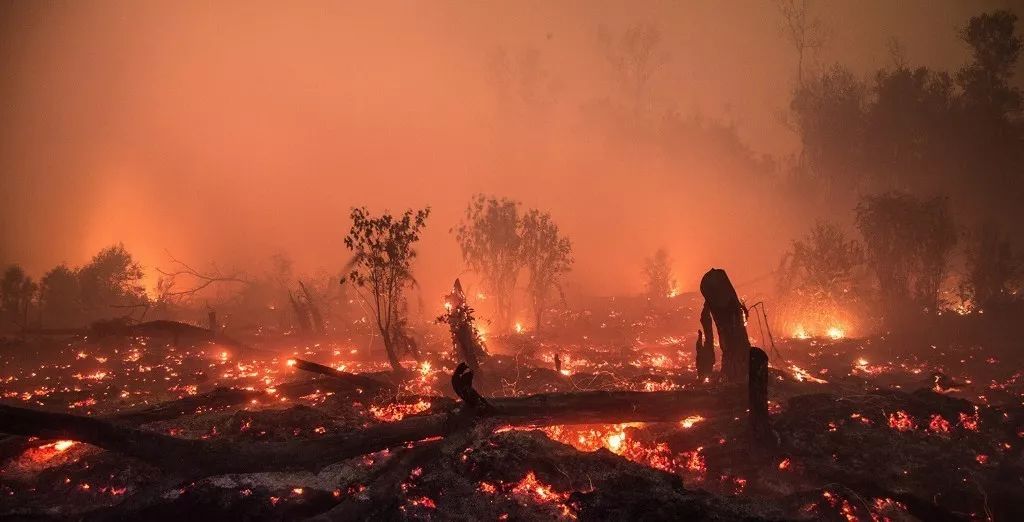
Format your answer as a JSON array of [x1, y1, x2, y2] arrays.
[[2, 6, 1024, 522]]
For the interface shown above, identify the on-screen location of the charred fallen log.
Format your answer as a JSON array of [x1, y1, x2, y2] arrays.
[[289, 357, 397, 394], [0, 379, 350, 462], [0, 385, 744, 476]]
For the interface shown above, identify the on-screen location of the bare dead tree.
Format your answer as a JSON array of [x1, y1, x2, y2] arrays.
[[154, 252, 250, 301], [776, 0, 827, 87]]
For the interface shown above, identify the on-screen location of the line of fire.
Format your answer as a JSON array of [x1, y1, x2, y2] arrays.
[[2, 2, 1023, 521]]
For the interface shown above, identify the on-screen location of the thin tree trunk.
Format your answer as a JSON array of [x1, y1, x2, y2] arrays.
[[381, 331, 403, 373]]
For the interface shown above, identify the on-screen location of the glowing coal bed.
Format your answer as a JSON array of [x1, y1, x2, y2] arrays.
[[1, 304, 1023, 521]]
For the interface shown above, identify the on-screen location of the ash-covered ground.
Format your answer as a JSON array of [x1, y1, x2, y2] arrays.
[[1, 294, 1022, 521]]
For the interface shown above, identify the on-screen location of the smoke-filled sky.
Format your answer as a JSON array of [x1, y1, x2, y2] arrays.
[[1, 0, 1020, 302]]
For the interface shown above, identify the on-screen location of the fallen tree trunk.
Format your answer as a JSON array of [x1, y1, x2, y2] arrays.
[[0, 386, 744, 476], [0, 378, 354, 461], [290, 358, 396, 394]]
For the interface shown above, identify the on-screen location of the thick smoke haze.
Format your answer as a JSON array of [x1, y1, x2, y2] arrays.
[[1, 0, 1020, 303]]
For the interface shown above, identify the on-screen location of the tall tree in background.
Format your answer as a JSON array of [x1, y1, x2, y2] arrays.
[[956, 10, 1023, 209], [913, 197, 957, 312], [855, 192, 956, 322], [77, 244, 146, 321], [341, 207, 430, 373], [1, 265, 36, 330], [454, 195, 523, 333], [790, 65, 865, 196], [963, 221, 1020, 311], [520, 209, 572, 335], [39, 264, 80, 328], [776, 0, 826, 86], [957, 10, 1022, 119], [643, 248, 675, 299], [864, 66, 956, 191], [599, 23, 665, 121]]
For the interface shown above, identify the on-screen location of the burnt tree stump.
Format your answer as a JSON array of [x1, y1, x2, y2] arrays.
[[440, 279, 487, 372], [699, 268, 751, 383], [748, 347, 770, 436]]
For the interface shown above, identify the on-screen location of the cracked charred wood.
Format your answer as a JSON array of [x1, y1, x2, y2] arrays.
[[0, 386, 744, 476], [289, 358, 397, 394], [699, 268, 751, 383]]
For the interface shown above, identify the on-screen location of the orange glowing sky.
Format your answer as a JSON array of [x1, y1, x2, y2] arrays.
[[1, 1, 1019, 300]]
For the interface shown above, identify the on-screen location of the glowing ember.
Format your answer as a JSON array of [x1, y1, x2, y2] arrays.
[[417, 361, 432, 377], [778, 458, 791, 470], [511, 471, 570, 504], [790, 365, 828, 384], [928, 414, 951, 434], [887, 411, 915, 432], [369, 399, 431, 422], [52, 440, 76, 452], [514, 322, 524, 334], [407, 496, 437, 509], [959, 409, 980, 431], [679, 415, 705, 428], [25, 439, 80, 463], [680, 447, 707, 474]]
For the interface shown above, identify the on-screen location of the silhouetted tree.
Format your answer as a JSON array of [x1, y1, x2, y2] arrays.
[[790, 64, 866, 196], [1, 265, 36, 330], [454, 195, 523, 333], [963, 221, 1020, 311], [341, 207, 430, 373], [957, 10, 1022, 119], [955, 10, 1023, 210], [776, 0, 827, 86], [39, 264, 81, 328], [520, 209, 572, 335], [865, 66, 956, 191], [77, 244, 146, 321], [855, 192, 956, 321]]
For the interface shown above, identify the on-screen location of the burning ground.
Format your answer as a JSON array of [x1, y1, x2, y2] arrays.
[[1, 292, 1023, 521]]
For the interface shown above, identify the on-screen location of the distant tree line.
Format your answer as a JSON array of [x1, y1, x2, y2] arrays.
[[1, 244, 146, 331], [790, 10, 1022, 215], [778, 9, 1023, 331]]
